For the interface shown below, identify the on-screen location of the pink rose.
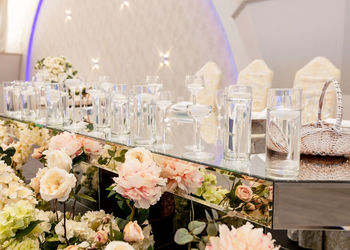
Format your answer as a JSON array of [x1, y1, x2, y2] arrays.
[[246, 202, 256, 211], [79, 137, 103, 156], [49, 132, 82, 158], [32, 146, 46, 160], [160, 160, 204, 194], [235, 185, 253, 202], [94, 230, 109, 246], [112, 152, 166, 209], [123, 221, 144, 242]]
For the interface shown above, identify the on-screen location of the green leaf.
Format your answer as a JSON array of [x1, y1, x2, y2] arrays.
[[147, 246, 154, 250], [206, 222, 218, 236], [107, 190, 116, 198], [120, 149, 128, 156], [15, 220, 42, 240], [73, 153, 88, 165], [174, 228, 194, 245], [205, 210, 212, 222], [46, 235, 59, 242], [117, 200, 131, 214], [113, 230, 124, 241], [188, 221, 206, 235], [117, 218, 129, 231], [0, 146, 3, 154], [77, 193, 97, 203], [4, 147, 16, 156], [136, 208, 149, 225], [114, 156, 123, 162], [2, 155, 12, 166], [108, 149, 116, 157], [74, 184, 82, 194], [86, 123, 94, 132]]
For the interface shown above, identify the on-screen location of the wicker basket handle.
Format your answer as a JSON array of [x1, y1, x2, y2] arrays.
[[317, 79, 343, 131]]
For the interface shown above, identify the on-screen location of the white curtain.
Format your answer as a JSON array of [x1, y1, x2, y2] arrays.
[[0, 0, 8, 52]]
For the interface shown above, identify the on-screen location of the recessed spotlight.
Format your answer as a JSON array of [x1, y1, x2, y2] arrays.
[[120, 0, 129, 9], [65, 10, 72, 22], [91, 58, 99, 71], [160, 52, 169, 67]]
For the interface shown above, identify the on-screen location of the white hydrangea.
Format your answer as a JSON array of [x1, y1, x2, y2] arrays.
[[55, 220, 95, 243]]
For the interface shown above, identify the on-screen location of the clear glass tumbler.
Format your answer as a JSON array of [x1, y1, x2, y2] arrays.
[[265, 88, 302, 179], [20, 82, 38, 121], [224, 85, 252, 161], [45, 83, 65, 126], [3, 81, 21, 118], [133, 85, 157, 145], [111, 84, 130, 137]]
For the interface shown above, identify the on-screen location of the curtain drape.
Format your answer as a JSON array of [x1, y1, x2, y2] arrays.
[[0, 0, 8, 52]]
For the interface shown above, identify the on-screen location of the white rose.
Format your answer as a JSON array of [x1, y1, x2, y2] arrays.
[[40, 167, 76, 202], [45, 150, 72, 172], [125, 147, 153, 164], [105, 241, 134, 250]]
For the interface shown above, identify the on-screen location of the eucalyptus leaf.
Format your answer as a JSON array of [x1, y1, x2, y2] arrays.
[[188, 221, 206, 235], [205, 210, 212, 222], [174, 228, 194, 245], [206, 222, 218, 236]]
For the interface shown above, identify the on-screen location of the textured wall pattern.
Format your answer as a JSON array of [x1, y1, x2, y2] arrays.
[[30, 0, 237, 97]]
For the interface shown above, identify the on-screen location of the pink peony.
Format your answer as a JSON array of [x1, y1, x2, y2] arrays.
[[160, 160, 204, 194], [206, 223, 279, 250], [112, 150, 166, 209], [125, 147, 153, 164], [79, 137, 103, 156], [48, 132, 83, 158]]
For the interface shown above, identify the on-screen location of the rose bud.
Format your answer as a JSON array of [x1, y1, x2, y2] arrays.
[[94, 230, 109, 246], [123, 221, 144, 242]]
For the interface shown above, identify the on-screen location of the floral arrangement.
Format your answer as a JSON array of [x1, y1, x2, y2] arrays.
[[174, 209, 279, 250], [34, 56, 78, 83]]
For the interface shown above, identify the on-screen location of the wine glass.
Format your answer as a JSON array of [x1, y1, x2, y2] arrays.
[[146, 75, 163, 96], [183, 103, 214, 160], [186, 75, 205, 104], [155, 90, 173, 151]]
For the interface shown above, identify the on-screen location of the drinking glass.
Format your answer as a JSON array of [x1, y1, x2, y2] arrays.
[[224, 85, 252, 161], [265, 88, 302, 179], [146, 75, 163, 96], [3, 81, 21, 118], [20, 82, 38, 121], [32, 81, 46, 123], [45, 83, 66, 126], [111, 84, 130, 137], [186, 75, 205, 104], [65, 79, 85, 130], [88, 88, 110, 129], [133, 85, 157, 145], [216, 89, 225, 124], [155, 90, 173, 150], [183, 103, 213, 160]]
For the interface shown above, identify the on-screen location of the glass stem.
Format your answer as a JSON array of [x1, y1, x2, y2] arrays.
[[161, 110, 166, 145], [194, 119, 201, 152], [192, 94, 196, 104], [72, 88, 76, 125]]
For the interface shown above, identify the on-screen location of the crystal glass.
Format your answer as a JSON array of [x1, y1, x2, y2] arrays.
[[155, 90, 173, 150], [146, 75, 163, 97], [186, 75, 204, 104], [20, 82, 38, 121], [87, 88, 110, 129], [32, 81, 46, 123], [3, 81, 21, 118], [133, 85, 157, 145], [224, 85, 252, 161], [183, 103, 213, 160], [216, 89, 225, 126], [266, 88, 302, 179], [111, 84, 130, 137], [45, 83, 66, 126], [65, 79, 85, 130]]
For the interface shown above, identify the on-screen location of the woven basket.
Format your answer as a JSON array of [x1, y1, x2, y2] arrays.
[[301, 79, 350, 156]]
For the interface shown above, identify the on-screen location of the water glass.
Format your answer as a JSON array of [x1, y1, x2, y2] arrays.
[[45, 83, 66, 126], [88, 88, 110, 129], [133, 85, 157, 145], [224, 85, 252, 161], [3, 81, 21, 118], [266, 88, 302, 179], [20, 82, 38, 121], [111, 84, 130, 137], [146, 75, 163, 96], [32, 81, 46, 123]]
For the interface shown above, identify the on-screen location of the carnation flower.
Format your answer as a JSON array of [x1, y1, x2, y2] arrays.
[[161, 160, 204, 194], [48, 132, 83, 158], [206, 223, 279, 250], [112, 148, 166, 209], [40, 167, 76, 202]]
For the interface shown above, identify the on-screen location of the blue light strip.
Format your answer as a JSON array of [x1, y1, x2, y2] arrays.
[[25, 0, 44, 81]]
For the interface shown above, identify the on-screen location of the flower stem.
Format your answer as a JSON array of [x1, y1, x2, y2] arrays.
[[54, 199, 58, 222], [63, 202, 68, 245]]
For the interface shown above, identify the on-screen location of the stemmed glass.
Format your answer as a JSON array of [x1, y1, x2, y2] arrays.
[[186, 75, 205, 104], [155, 90, 173, 151], [146, 75, 163, 96], [183, 103, 214, 160]]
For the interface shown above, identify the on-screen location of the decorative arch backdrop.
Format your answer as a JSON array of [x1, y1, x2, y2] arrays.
[[27, 0, 237, 96]]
